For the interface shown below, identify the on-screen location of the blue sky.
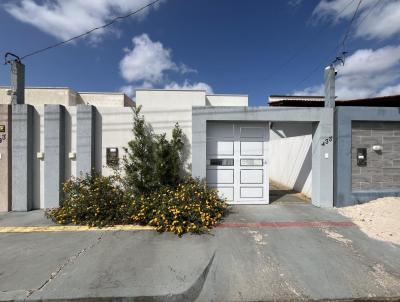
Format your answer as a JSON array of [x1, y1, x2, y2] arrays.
[[1, 0, 400, 106]]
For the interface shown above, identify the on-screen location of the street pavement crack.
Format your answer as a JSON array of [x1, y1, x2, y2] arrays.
[[24, 232, 105, 300]]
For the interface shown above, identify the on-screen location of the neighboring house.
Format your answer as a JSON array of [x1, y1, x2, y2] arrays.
[[0, 86, 135, 107], [0, 87, 399, 212]]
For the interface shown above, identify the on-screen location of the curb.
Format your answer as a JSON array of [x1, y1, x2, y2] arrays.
[[0, 225, 155, 233]]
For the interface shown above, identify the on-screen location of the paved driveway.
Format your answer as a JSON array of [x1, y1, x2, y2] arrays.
[[0, 204, 399, 301]]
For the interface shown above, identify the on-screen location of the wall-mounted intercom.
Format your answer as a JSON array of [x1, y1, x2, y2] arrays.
[[357, 148, 367, 166], [106, 147, 119, 167]]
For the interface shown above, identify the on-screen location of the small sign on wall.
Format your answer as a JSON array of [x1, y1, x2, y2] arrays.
[[0, 124, 6, 144]]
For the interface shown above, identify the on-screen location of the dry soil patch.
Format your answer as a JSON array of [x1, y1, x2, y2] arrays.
[[337, 197, 400, 245]]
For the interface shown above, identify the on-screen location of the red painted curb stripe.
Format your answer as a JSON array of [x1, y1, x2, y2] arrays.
[[216, 221, 356, 228]]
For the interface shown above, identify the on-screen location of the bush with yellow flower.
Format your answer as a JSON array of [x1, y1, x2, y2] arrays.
[[129, 177, 227, 235]]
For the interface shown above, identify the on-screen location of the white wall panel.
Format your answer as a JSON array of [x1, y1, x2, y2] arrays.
[[240, 127, 265, 138], [211, 186, 234, 201], [206, 169, 234, 184], [96, 107, 134, 176], [240, 141, 263, 156], [207, 122, 234, 138], [240, 187, 263, 198], [269, 122, 312, 197], [240, 169, 263, 184], [207, 140, 234, 156]]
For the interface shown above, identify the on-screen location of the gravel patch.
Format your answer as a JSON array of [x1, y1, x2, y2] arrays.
[[337, 197, 400, 245]]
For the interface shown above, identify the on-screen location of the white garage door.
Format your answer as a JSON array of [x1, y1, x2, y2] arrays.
[[206, 122, 269, 204]]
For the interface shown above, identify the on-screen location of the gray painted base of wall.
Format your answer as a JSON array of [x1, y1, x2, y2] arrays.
[[352, 190, 400, 204]]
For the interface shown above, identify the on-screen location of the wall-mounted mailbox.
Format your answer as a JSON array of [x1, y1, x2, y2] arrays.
[[357, 148, 367, 166], [106, 147, 119, 167]]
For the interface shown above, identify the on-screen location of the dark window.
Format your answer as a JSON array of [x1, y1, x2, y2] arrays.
[[210, 158, 234, 166]]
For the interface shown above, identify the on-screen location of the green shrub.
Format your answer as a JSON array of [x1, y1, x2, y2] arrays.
[[123, 107, 185, 194], [129, 178, 228, 236], [155, 123, 184, 187], [46, 172, 128, 227], [123, 105, 158, 195]]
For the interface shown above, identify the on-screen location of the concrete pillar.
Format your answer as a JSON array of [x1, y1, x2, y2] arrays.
[[12, 104, 34, 211], [311, 112, 334, 208], [76, 105, 95, 176], [44, 105, 65, 208], [324, 65, 336, 108], [0, 105, 11, 212], [9, 60, 25, 105]]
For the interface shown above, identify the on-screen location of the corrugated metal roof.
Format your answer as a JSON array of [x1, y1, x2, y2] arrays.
[[269, 94, 400, 107]]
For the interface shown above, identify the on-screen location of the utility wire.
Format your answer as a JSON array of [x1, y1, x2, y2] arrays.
[[19, 0, 161, 60], [351, 0, 382, 36], [264, 0, 356, 84], [345, 0, 384, 54], [340, 0, 363, 54], [294, 0, 364, 89]]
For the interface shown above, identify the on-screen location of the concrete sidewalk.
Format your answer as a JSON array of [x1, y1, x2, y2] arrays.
[[0, 204, 400, 301]]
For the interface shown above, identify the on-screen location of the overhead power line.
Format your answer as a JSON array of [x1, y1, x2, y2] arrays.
[[340, 0, 363, 55], [354, 0, 383, 34], [19, 0, 161, 60], [294, 0, 365, 89], [264, 0, 357, 84]]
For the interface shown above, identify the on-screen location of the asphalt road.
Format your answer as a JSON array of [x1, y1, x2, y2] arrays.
[[0, 204, 399, 301]]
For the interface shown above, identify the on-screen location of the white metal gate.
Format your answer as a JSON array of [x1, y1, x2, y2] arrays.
[[206, 122, 269, 204]]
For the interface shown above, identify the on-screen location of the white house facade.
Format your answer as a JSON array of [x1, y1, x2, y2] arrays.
[[0, 87, 399, 211]]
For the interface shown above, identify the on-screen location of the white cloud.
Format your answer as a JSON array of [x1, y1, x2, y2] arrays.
[[119, 34, 197, 84], [337, 46, 400, 75], [293, 84, 324, 96], [119, 34, 211, 95], [295, 45, 400, 99], [313, 0, 400, 40], [378, 84, 400, 97], [120, 81, 154, 98], [120, 34, 177, 84], [4, 0, 164, 41], [120, 85, 136, 98], [356, 1, 400, 40], [164, 80, 214, 93]]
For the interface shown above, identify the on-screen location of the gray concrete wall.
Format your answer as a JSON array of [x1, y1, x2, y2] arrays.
[[335, 107, 400, 207], [0, 105, 11, 212], [76, 105, 95, 176], [192, 106, 334, 207], [12, 104, 34, 211], [352, 121, 400, 191], [44, 105, 65, 208], [32, 106, 77, 210]]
